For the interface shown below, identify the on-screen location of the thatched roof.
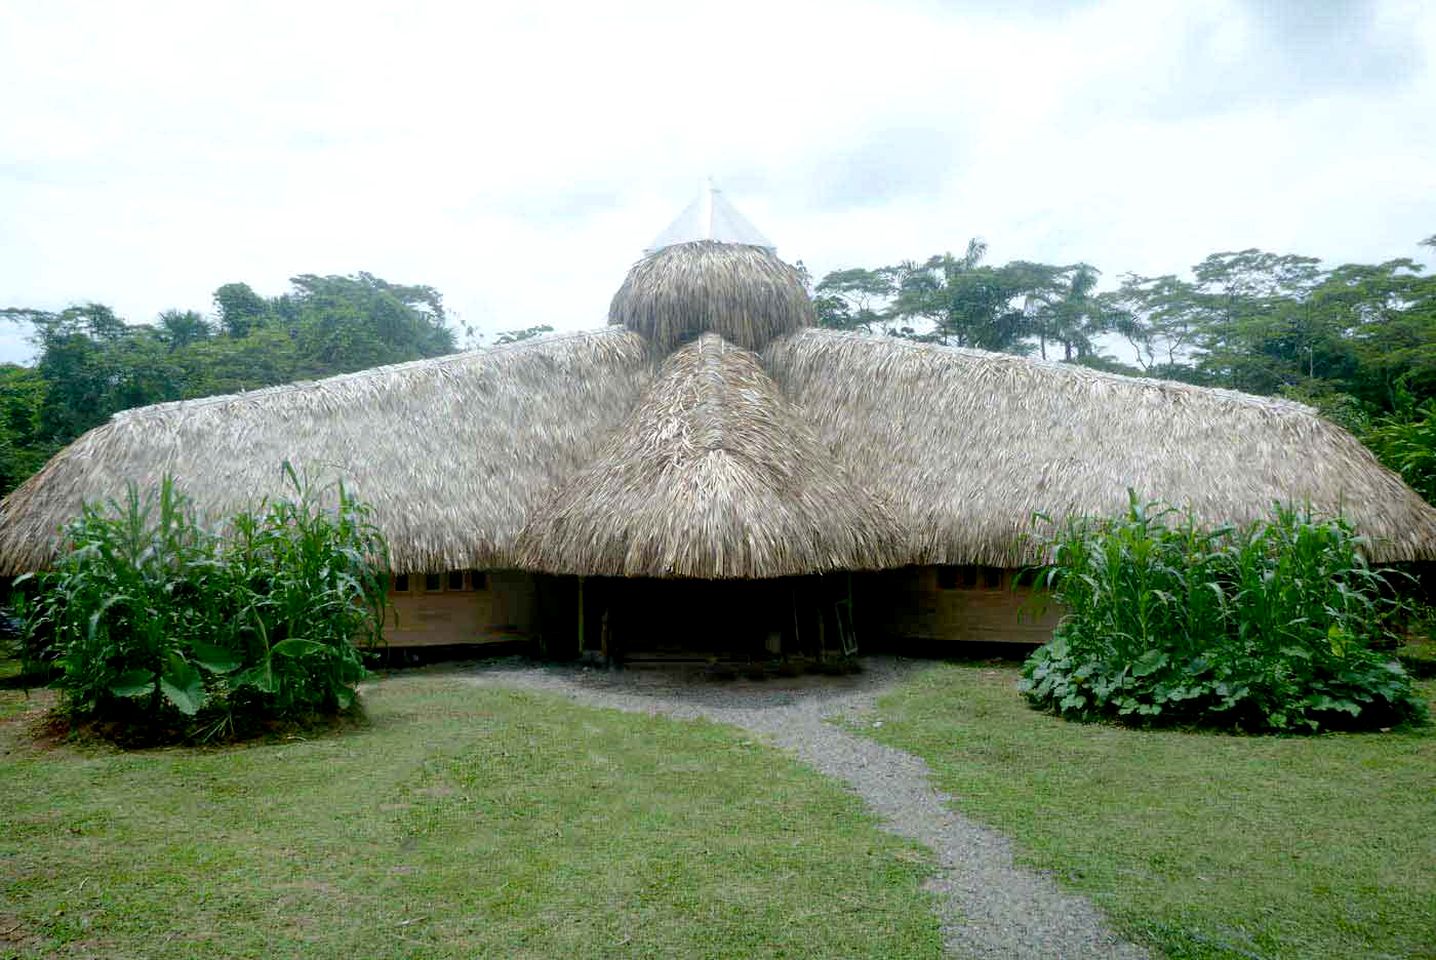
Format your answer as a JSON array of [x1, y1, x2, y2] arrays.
[[763, 329, 1436, 564], [516, 334, 902, 577], [0, 330, 652, 575], [5, 240, 1436, 577], [610, 241, 814, 353]]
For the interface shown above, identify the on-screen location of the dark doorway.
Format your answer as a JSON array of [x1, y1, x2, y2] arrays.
[[533, 574, 858, 663]]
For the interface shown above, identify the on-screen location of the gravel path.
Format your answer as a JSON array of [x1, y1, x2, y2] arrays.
[[463, 657, 1148, 960]]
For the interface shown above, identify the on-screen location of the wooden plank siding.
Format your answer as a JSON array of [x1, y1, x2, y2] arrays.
[[859, 565, 1061, 646], [383, 570, 537, 647], [378, 565, 1059, 651]]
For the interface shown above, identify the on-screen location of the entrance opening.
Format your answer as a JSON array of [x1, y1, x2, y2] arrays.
[[533, 574, 858, 663]]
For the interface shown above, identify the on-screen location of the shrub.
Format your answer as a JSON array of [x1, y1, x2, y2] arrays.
[[18, 465, 389, 742], [1019, 493, 1427, 733]]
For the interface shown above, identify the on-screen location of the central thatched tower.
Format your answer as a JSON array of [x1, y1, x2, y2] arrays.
[[516, 187, 901, 580], [609, 241, 815, 353], [609, 182, 814, 353]]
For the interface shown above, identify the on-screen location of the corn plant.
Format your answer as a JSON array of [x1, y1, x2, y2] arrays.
[[20, 464, 390, 743], [18, 477, 236, 721], [1020, 492, 1426, 733], [221, 463, 388, 722]]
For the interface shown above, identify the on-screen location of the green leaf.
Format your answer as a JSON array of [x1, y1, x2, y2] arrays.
[[1131, 649, 1169, 678], [191, 641, 242, 674], [160, 656, 205, 716], [1327, 624, 1353, 658], [109, 669, 156, 699], [271, 638, 326, 658], [234, 661, 278, 695], [333, 684, 355, 710]]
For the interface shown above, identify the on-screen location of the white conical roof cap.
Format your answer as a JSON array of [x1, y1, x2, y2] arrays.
[[646, 181, 775, 254]]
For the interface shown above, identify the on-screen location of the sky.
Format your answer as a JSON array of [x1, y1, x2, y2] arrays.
[[2, 0, 1435, 365]]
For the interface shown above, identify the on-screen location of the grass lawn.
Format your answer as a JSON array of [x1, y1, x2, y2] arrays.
[[865, 662, 1436, 960], [0, 669, 940, 959], [1398, 632, 1436, 679]]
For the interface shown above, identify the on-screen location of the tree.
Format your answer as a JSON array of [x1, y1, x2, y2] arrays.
[[175, 326, 301, 398], [1109, 274, 1208, 375], [0, 304, 175, 444], [156, 310, 212, 350], [813, 268, 897, 333], [0, 364, 50, 493], [213, 283, 272, 338], [1313, 259, 1436, 411], [885, 240, 1033, 352], [1188, 250, 1327, 394], [1008, 262, 1112, 362], [279, 273, 454, 376]]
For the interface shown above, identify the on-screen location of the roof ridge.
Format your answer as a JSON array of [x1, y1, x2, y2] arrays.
[[789, 328, 1318, 417]]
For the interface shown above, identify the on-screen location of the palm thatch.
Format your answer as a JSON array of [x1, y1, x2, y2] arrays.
[[0, 330, 652, 576], [763, 329, 1436, 564], [516, 334, 902, 578], [6, 244, 1436, 579], [610, 241, 814, 353]]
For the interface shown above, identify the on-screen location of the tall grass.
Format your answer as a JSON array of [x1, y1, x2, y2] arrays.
[[16, 464, 389, 743], [1020, 493, 1426, 733]]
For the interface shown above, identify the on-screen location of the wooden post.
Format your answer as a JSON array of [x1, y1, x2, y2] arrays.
[[600, 607, 610, 664], [838, 573, 855, 654], [791, 586, 802, 656], [577, 575, 586, 655]]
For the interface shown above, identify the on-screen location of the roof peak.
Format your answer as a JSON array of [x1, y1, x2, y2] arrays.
[[645, 180, 775, 255]]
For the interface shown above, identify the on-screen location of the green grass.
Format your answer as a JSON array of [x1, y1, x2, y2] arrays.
[[0, 669, 941, 959], [1398, 633, 1436, 679], [864, 662, 1436, 960]]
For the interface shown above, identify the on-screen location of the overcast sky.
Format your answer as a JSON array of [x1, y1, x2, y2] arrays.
[[2, 0, 1434, 365]]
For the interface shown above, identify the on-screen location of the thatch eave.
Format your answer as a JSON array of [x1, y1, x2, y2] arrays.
[[0, 329, 653, 576], [763, 328, 1436, 564]]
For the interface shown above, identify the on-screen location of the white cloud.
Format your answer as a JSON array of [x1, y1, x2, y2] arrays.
[[1, 0, 1433, 365]]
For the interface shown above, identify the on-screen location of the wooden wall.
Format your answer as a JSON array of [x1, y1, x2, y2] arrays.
[[857, 565, 1061, 647], [379, 565, 1059, 652], [383, 570, 537, 647]]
